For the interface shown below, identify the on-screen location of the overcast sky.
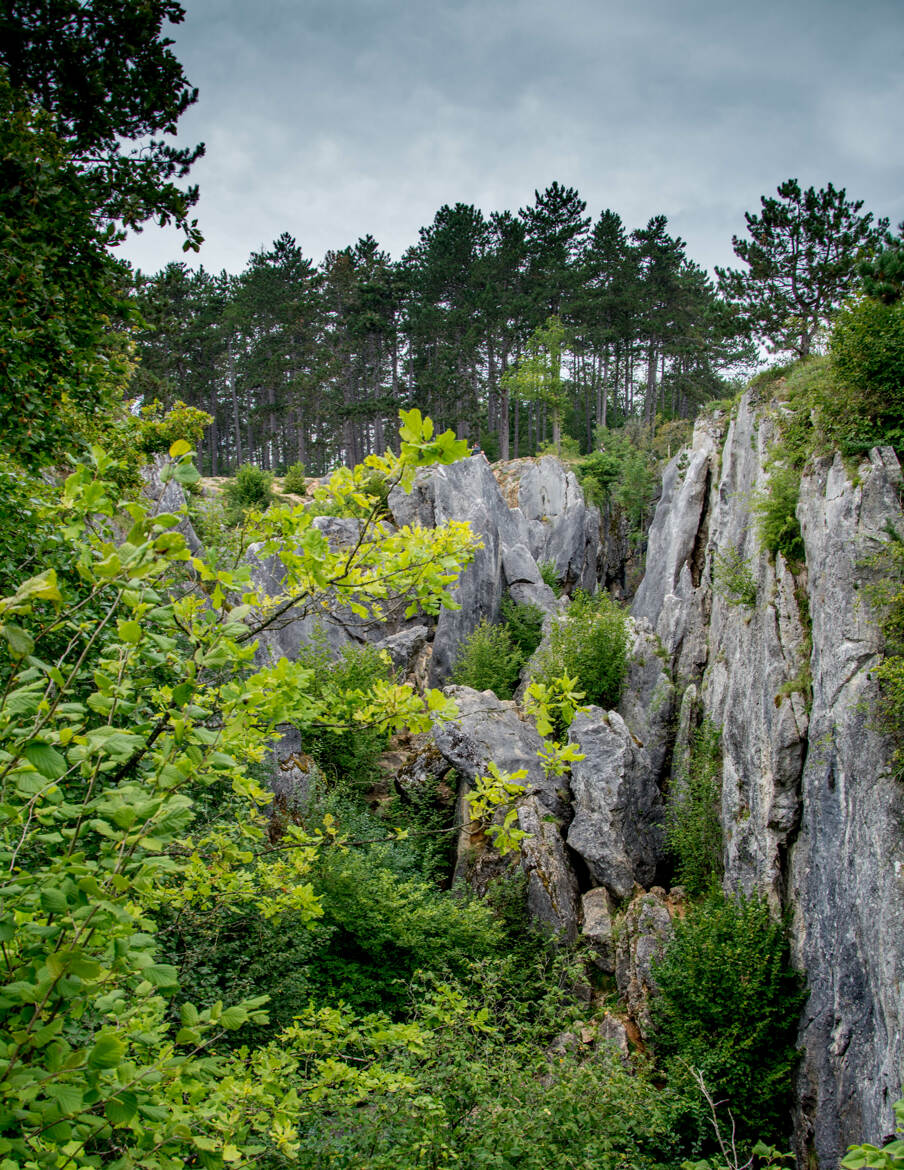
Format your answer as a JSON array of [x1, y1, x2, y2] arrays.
[[121, 0, 904, 279]]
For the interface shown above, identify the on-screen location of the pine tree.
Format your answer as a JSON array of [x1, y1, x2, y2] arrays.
[[716, 178, 888, 358]]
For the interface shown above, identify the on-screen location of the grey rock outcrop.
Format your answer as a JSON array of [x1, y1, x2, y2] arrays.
[[566, 708, 664, 899], [789, 448, 904, 1166], [432, 685, 578, 936], [432, 685, 566, 817], [517, 457, 601, 593], [632, 389, 904, 1162], [517, 796, 581, 942], [388, 455, 595, 685], [614, 887, 680, 1038], [142, 455, 202, 555], [581, 886, 618, 971]]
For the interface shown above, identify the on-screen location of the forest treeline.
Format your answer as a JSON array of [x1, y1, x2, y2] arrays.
[[133, 186, 755, 476]]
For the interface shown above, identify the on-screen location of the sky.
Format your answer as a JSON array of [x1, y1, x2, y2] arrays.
[[121, 0, 904, 280]]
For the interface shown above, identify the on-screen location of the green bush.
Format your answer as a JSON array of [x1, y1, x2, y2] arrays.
[[452, 618, 524, 699], [753, 464, 805, 564], [712, 547, 757, 607], [830, 296, 904, 454], [135, 398, 212, 455], [281, 460, 307, 494], [651, 891, 807, 1154], [665, 717, 724, 897], [223, 462, 274, 522], [538, 559, 562, 595], [500, 596, 545, 660], [296, 633, 393, 790], [531, 590, 628, 710]]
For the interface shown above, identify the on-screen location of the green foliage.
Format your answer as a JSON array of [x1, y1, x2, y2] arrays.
[[716, 178, 887, 359], [665, 717, 724, 897], [500, 595, 545, 659], [451, 618, 524, 699], [843, 1096, 904, 1169], [0, 414, 478, 1167], [858, 222, 904, 305], [830, 296, 904, 454], [581, 427, 659, 542], [281, 460, 308, 494], [501, 315, 570, 452], [134, 397, 212, 454], [223, 461, 274, 522], [539, 558, 562, 594], [531, 590, 629, 711], [295, 632, 393, 790], [0, 74, 131, 467], [294, 966, 677, 1169], [712, 547, 757, 607], [652, 891, 807, 1153], [753, 464, 805, 564]]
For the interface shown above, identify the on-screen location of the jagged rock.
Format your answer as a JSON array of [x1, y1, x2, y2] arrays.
[[618, 618, 675, 781], [432, 685, 566, 816], [631, 411, 725, 677], [789, 447, 904, 1168], [633, 389, 904, 1160], [267, 726, 318, 823], [246, 515, 399, 663], [142, 455, 202, 554], [614, 887, 682, 1038], [517, 456, 601, 593], [375, 625, 430, 674], [381, 733, 450, 801], [581, 886, 617, 971], [388, 456, 593, 685], [434, 686, 579, 933], [566, 708, 664, 899], [517, 796, 580, 942], [596, 1013, 631, 1061]]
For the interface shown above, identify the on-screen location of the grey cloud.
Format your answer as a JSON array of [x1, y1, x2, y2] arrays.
[[122, 0, 904, 277]]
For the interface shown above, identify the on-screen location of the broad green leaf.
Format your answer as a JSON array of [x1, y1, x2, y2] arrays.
[[88, 1033, 126, 1069], [105, 1090, 138, 1127], [24, 741, 67, 779], [2, 623, 34, 657]]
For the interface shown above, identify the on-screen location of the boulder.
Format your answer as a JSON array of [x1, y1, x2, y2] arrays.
[[566, 708, 664, 899], [581, 886, 617, 971]]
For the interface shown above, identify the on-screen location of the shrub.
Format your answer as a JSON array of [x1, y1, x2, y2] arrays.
[[223, 462, 274, 521], [500, 595, 544, 660], [135, 398, 212, 455], [753, 464, 805, 565], [531, 590, 628, 710], [652, 891, 807, 1154], [665, 716, 724, 897], [451, 618, 524, 699], [281, 460, 307, 494], [829, 296, 904, 454], [713, 547, 757, 607], [538, 559, 562, 595], [296, 633, 393, 790]]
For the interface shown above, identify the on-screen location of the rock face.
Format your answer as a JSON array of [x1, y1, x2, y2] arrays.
[[614, 887, 679, 1039], [632, 390, 904, 1163], [789, 448, 904, 1165], [388, 455, 593, 685], [431, 685, 579, 937], [566, 708, 664, 900]]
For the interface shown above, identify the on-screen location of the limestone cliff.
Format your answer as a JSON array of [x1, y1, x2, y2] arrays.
[[634, 389, 904, 1165]]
